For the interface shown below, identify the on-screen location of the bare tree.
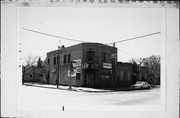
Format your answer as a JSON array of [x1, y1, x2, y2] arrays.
[[129, 55, 161, 84], [25, 55, 39, 66], [145, 55, 160, 84], [129, 57, 146, 66], [23, 55, 39, 83]]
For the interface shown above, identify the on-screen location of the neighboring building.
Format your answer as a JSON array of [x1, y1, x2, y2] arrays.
[[116, 62, 134, 87], [116, 62, 149, 87], [45, 43, 117, 88], [22, 57, 45, 83]]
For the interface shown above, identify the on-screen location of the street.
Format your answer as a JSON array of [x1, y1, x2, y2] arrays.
[[18, 84, 162, 111]]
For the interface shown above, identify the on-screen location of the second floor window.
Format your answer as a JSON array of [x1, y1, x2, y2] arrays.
[[86, 50, 94, 61], [102, 52, 106, 62], [53, 57, 56, 65], [48, 58, 50, 64], [64, 55, 66, 64], [68, 54, 71, 63]]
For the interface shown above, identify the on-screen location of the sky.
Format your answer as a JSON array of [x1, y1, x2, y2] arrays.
[[18, 7, 164, 63]]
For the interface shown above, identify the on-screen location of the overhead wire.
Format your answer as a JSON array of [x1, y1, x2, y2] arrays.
[[22, 28, 161, 62], [108, 32, 161, 44], [22, 28, 89, 43]]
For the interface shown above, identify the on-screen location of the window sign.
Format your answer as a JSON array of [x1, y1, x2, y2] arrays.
[[72, 59, 81, 67], [68, 70, 76, 77]]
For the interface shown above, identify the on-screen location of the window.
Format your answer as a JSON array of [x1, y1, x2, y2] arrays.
[[64, 55, 66, 64], [76, 73, 80, 80], [86, 50, 94, 61], [57, 55, 60, 65], [102, 52, 106, 62], [68, 54, 71, 63], [48, 58, 50, 64], [29, 74, 32, 78], [53, 57, 56, 65]]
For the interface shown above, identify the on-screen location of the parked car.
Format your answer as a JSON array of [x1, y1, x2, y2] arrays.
[[131, 81, 151, 89]]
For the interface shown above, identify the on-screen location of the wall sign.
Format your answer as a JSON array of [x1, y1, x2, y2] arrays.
[[103, 63, 112, 69], [72, 59, 81, 67]]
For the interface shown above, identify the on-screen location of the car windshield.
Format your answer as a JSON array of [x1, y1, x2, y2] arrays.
[[136, 82, 143, 84]]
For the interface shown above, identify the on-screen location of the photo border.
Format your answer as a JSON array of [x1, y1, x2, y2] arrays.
[[1, 1, 179, 118]]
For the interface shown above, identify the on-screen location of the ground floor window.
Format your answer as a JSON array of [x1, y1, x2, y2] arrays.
[[76, 73, 80, 80]]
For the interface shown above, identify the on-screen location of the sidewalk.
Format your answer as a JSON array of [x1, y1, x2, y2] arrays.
[[23, 82, 113, 92], [23, 82, 158, 92]]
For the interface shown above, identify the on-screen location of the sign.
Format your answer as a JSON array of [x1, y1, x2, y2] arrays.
[[72, 59, 81, 67], [111, 53, 117, 59], [103, 63, 112, 69], [68, 70, 76, 77], [68, 67, 81, 77], [76, 67, 81, 73], [82, 63, 89, 69]]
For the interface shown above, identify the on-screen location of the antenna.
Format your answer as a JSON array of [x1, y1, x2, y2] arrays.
[[58, 40, 61, 49]]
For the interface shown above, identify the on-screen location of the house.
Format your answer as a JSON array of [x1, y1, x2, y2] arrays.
[[22, 57, 45, 83]]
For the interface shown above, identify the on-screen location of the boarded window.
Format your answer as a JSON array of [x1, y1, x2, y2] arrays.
[[120, 71, 124, 80], [127, 71, 131, 81]]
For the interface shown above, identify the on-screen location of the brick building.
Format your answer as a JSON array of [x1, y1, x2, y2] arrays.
[[44, 42, 150, 88], [44, 43, 117, 88], [116, 62, 149, 87]]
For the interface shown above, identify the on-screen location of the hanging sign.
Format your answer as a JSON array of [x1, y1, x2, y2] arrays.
[[82, 63, 89, 69]]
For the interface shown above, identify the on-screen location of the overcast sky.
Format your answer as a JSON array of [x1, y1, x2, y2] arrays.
[[18, 7, 164, 63]]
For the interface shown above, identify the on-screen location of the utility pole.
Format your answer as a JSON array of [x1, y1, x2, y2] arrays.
[[69, 60, 74, 90], [112, 42, 116, 90], [57, 53, 60, 88], [69, 61, 72, 90]]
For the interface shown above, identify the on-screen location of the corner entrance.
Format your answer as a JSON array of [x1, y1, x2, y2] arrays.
[[85, 71, 96, 88]]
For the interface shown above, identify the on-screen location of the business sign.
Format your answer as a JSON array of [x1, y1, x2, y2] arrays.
[[68, 67, 81, 77], [68, 69, 76, 77], [82, 63, 89, 69], [111, 53, 117, 59], [76, 67, 81, 73], [72, 59, 81, 67], [103, 63, 112, 69]]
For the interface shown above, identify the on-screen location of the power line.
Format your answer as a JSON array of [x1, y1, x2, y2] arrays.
[[117, 48, 155, 63], [108, 32, 161, 44], [118, 48, 140, 59], [22, 28, 161, 60], [22, 27, 114, 50], [22, 28, 89, 43]]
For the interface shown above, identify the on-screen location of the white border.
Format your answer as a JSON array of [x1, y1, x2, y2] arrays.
[[1, 2, 179, 118]]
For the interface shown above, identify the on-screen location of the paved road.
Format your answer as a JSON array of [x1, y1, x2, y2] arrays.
[[18, 85, 161, 111]]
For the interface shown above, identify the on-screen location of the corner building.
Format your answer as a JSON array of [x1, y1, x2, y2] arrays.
[[45, 43, 117, 88]]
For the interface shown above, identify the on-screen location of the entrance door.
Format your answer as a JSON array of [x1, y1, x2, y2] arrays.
[[86, 72, 95, 87]]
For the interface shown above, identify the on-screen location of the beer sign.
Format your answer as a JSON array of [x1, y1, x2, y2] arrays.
[[103, 63, 112, 69], [72, 59, 81, 67]]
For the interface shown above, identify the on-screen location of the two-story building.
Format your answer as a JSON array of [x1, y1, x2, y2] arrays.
[[45, 43, 117, 88]]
